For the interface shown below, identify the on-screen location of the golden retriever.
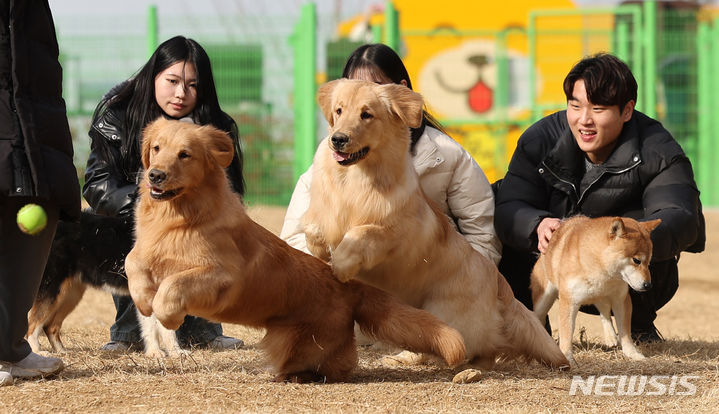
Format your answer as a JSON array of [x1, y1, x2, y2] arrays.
[[303, 79, 569, 371], [124, 118, 466, 382]]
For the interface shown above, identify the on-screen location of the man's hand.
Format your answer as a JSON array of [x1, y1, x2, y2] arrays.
[[537, 217, 561, 253]]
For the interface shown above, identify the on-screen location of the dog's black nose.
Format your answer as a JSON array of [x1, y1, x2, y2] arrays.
[[642, 281, 652, 290], [148, 169, 166, 184], [331, 133, 349, 150]]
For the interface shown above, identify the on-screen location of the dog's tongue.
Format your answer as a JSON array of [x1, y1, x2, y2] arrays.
[[333, 151, 350, 162]]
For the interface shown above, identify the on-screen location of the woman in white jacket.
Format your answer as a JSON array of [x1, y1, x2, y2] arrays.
[[280, 43, 501, 265]]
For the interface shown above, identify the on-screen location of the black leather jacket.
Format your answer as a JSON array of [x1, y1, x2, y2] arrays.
[[83, 89, 245, 219]]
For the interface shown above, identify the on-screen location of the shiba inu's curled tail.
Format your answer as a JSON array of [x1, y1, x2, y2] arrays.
[[350, 282, 466, 367], [498, 276, 569, 369]]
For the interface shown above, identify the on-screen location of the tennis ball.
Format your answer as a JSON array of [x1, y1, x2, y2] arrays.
[[17, 203, 47, 235]]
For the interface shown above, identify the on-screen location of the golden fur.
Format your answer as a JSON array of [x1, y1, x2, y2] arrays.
[[124, 118, 466, 382], [304, 79, 569, 370], [531, 215, 661, 365], [27, 276, 86, 353]]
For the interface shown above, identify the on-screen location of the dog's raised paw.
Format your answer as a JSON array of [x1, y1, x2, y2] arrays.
[[452, 368, 482, 384]]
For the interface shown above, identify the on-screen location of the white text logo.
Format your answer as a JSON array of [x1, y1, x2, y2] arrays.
[[569, 375, 699, 396]]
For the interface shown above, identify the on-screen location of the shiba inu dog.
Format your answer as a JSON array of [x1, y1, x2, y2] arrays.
[[530, 215, 661, 365]]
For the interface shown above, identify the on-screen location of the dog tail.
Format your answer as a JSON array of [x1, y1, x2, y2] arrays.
[[350, 282, 466, 367], [497, 274, 569, 369]]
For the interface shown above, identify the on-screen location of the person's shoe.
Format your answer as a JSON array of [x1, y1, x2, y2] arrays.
[[207, 335, 244, 350], [631, 324, 665, 344], [0, 352, 64, 378], [100, 341, 133, 352], [0, 371, 13, 386]]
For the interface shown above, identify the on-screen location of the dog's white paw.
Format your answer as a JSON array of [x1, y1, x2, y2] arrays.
[[331, 259, 360, 283], [167, 349, 191, 358], [144, 347, 167, 359], [563, 353, 578, 367], [623, 349, 646, 361], [604, 337, 619, 348], [330, 248, 362, 282]]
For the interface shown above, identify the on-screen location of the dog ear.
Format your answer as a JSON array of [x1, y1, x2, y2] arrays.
[[609, 217, 626, 239], [318, 79, 341, 126], [203, 125, 234, 168], [378, 84, 424, 128], [641, 218, 662, 233], [141, 118, 166, 169]]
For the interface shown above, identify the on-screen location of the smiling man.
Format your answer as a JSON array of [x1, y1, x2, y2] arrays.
[[493, 53, 705, 343]]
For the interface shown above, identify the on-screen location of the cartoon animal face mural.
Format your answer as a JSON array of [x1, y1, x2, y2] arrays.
[[333, 0, 610, 181], [418, 39, 532, 119]]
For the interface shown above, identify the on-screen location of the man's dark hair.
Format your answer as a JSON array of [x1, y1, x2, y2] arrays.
[[563, 53, 637, 110]]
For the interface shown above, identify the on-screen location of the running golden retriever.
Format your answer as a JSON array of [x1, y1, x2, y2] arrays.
[[124, 118, 465, 383], [303, 79, 569, 371]]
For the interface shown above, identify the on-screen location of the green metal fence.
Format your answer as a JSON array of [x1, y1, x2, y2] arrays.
[[57, 7, 301, 206], [314, 0, 717, 205], [56, 1, 719, 207]]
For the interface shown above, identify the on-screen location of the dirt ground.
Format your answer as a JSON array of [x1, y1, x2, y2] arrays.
[[1, 206, 717, 413]]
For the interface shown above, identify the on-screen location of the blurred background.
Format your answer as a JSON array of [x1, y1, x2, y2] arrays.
[[48, 0, 719, 206]]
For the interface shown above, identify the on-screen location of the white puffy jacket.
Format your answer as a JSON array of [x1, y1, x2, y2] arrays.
[[279, 126, 502, 265]]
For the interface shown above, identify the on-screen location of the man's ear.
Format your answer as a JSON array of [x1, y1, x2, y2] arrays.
[[621, 100, 635, 122], [317, 79, 341, 126]]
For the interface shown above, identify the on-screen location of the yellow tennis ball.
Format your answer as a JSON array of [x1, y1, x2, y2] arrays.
[[17, 203, 47, 235]]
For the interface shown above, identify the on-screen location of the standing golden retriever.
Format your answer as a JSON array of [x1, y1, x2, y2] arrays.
[[124, 118, 465, 383], [303, 79, 569, 370]]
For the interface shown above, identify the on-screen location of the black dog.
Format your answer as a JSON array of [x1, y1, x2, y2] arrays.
[[26, 211, 134, 352]]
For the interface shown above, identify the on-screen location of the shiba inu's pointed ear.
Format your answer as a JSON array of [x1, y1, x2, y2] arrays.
[[141, 117, 167, 169], [609, 217, 626, 238], [641, 218, 662, 233], [202, 125, 234, 168], [378, 83, 424, 128], [318, 79, 342, 126]]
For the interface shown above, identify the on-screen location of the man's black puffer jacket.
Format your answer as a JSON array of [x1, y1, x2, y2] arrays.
[[494, 109, 705, 321]]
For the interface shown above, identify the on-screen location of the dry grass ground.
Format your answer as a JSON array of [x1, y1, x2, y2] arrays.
[[1, 206, 717, 413]]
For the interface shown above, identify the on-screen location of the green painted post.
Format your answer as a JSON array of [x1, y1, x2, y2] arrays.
[[528, 12, 539, 121], [147, 5, 158, 58], [495, 31, 510, 174], [696, 21, 711, 205], [371, 24, 383, 43], [614, 19, 629, 63], [642, 0, 657, 118], [290, 3, 317, 181], [495, 35, 509, 119], [384, 2, 399, 52], [710, 18, 719, 206], [631, 8, 643, 113]]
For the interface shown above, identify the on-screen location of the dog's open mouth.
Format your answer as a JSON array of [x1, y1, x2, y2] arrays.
[[149, 186, 182, 200], [332, 147, 369, 166]]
